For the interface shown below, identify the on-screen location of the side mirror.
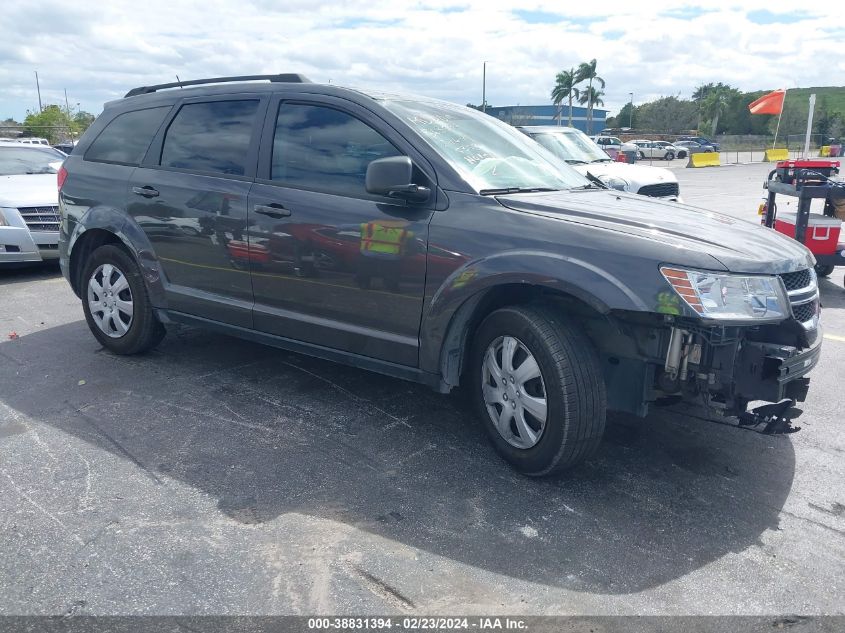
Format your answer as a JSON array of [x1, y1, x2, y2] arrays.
[[365, 156, 430, 203]]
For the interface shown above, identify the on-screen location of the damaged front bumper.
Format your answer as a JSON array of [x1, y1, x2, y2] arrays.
[[734, 328, 822, 405]]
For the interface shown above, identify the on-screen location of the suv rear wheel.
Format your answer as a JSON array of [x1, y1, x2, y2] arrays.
[[81, 244, 166, 354], [470, 305, 606, 476]]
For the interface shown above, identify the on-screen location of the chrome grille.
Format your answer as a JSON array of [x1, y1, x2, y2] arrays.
[[792, 301, 817, 323], [637, 182, 680, 198], [778, 269, 819, 329], [779, 269, 812, 292], [18, 206, 60, 232]]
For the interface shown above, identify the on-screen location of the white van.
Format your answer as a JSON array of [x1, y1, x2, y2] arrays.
[[15, 138, 51, 146]]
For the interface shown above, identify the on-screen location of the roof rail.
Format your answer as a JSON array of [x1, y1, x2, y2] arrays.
[[124, 74, 312, 98]]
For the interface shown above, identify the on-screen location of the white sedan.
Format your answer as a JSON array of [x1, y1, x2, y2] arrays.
[[630, 140, 681, 160]]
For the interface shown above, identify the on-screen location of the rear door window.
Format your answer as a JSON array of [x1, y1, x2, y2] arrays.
[[84, 106, 171, 165], [160, 100, 260, 176]]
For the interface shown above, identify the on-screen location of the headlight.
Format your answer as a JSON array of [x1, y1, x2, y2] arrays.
[[598, 175, 629, 191], [661, 266, 789, 320]]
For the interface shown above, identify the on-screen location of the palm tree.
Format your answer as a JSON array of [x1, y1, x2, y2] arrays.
[[578, 87, 605, 126], [575, 59, 605, 133], [691, 83, 714, 103], [702, 84, 737, 136], [691, 82, 715, 131], [551, 68, 580, 126]]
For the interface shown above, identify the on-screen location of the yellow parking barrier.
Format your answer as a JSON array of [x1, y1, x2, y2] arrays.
[[686, 152, 721, 168], [764, 148, 789, 162], [820, 146, 830, 157]]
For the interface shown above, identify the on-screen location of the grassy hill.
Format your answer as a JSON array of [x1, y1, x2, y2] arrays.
[[780, 87, 845, 116]]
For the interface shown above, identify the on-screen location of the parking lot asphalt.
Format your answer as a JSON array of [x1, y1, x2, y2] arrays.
[[1, 163, 844, 616]]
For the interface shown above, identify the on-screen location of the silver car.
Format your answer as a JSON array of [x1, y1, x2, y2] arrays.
[[673, 140, 714, 154], [0, 143, 64, 265]]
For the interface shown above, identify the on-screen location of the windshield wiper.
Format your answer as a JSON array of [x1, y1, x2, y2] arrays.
[[479, 187, 560, 195], [572, 172, 610, 190], [565, 159, 588, 165], [590, 158, 613, 163]]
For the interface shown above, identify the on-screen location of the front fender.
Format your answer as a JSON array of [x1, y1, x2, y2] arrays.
[[419, 250, 650, 375]]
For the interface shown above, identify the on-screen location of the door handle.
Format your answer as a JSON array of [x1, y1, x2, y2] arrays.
[[254, 203, 291, 219], [132, 186, 159, 198]]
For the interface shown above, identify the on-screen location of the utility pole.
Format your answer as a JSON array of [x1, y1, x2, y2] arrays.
[[803, 94, 816, 158], [482, 61, 488, 113], [64, 89, 74, 141], [629, 92, 634, 128], [35, 71, 43, 112]]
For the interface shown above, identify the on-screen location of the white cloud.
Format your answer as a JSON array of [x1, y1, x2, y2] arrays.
[[1, 0, 842, 120]]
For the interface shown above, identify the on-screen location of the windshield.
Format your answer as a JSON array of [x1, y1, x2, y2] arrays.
[[528, 130, 612, 165], [381, 100, 588, 193], [0, 146, 65, 176]]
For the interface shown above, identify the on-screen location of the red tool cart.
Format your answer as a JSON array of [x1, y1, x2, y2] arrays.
[[761, 159, 845, 279]]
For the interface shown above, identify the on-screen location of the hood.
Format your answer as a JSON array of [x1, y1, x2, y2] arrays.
[[572, 162, 677, 190], [0, 174, 59, 208], [496, 189, 814, 274]]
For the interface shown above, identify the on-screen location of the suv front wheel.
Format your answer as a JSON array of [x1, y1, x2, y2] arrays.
[[81, 244, 166, 354], [470, 305, 606, 476]]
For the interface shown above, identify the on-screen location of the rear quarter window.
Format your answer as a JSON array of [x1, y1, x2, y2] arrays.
[[84, 106, 171, 165]]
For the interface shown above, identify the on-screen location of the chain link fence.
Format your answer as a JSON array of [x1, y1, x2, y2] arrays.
[[0, 125, 79, 144], [632, 132, 838, 167]]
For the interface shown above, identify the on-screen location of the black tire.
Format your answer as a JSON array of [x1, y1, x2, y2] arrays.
[[814, 264, 834, 277], [469, 305, 606, 476], [639, 151, 646, 160], [665, 151, 675, 161], [81, 244, 166, 355]]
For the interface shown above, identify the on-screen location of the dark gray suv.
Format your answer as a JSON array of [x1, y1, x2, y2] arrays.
[[59, 74, 822, 475]]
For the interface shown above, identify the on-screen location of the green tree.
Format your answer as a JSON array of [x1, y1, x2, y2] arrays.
[[636, 96, 697, 133], [74, 110, 95, 130], [22, 104, 95, 143], [812, 97, 843, 142], [551, 68, 580, 126], [612, 102, 637, 129], [23, 105, 69, 143], [575, 59, 605, 134]]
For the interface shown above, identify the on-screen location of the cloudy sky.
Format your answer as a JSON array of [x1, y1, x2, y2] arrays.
[[2, 0, 842, 121]]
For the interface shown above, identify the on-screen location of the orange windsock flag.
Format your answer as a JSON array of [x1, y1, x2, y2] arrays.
[[748, 89, 786, 115]]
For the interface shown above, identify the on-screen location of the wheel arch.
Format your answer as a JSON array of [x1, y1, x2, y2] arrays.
[[435, 283, 615, 389], [422, 252, 647, 391], [67, 208, 167, 306], [68, 228, 123, 296]]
